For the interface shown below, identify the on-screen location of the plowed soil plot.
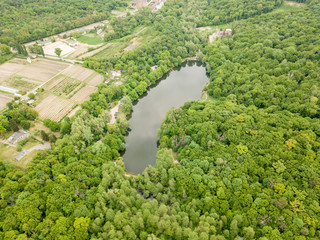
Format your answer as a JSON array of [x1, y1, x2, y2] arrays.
[[15, 60, 69, 82], [0, 62, 25, 83], [35, 94, 74, 121], [70, 85, 97, 103], [87, 74, 103, 86], [61, 65, 95, 82], [0, 95, 13, 110]]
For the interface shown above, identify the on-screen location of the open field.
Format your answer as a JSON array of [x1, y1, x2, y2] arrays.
[[66, 45, 89, 59], [33, 64, 101, 121], [0, 58, 103, 120], [284, 1, 306, 7], [70, 85, 97, 103], [77, 34, 104, 45], [35, 94, 74, 121], [80, 43, 112, 58], [0, 59, 69, 94], [88, 74, 104, 86], [0, 62, 26, 82], [0, 95, 13, 110], [94, 41, 129, 58], [62, 65, 96, 82], [43, 41, 75, 56]]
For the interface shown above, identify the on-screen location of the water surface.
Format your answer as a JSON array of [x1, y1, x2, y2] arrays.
[[123, 61, 209, 174]]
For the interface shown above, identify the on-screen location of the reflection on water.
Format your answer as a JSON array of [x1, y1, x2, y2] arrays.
[[123, 61, 209, 174]]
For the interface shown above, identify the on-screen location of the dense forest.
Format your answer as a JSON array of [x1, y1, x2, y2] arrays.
[[1, 0, 320, 239], [0, 0, 128, 45]]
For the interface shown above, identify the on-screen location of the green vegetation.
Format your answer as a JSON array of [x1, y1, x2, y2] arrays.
[[0, 0, 129, 46], [1, 0, 320, 239], [77, 34, 104, 45]]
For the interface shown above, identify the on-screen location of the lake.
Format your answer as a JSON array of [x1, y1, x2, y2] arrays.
[[123, 61, 209, 174]]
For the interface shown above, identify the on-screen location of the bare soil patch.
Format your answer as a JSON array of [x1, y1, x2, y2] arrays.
[[0, 62, 26, 83], [61, 65, 95, 82], [43, 41, 75, 56], [285, 1, 306, 7], [35, 94, 74, 121], [70, 85, 97, 103], [0, 95, 13, 110], [87, 74, 104, 86]]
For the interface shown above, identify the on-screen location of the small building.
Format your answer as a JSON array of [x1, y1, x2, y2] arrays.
[[225, 29, 232, 36], [109, 70, 121, 79], [27, 99, 35, 105], [27, 57, 32, 63], [6, 131, 30, 145], [14, 93, 22, 97], [151, 65, 158, 71], [105, 78, 110, 83]]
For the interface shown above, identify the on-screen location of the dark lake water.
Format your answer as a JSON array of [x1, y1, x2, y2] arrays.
[[123, 61, 209, 174]]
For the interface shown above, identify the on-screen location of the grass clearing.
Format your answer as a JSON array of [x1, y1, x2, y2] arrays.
[[94, 41, 129, 58], [77, 34, 104, 45]]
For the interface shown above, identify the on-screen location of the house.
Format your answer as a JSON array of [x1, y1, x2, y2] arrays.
[[225, 29, 232, 36], [14, 93, 22, 97], [105, 78, 110, 83], [151, 65, 158, 71], [110, 70, 121, 78]]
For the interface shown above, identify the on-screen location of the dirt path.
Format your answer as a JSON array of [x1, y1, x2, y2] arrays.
[[110, 102, 120, 124], [15, 141, 51, 161]]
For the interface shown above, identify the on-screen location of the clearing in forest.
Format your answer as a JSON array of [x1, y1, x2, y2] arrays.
[[284, 1, 306, 8]]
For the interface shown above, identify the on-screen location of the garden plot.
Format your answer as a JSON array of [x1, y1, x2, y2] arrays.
[[61, 65, 96, 82], [2, 76, 39, 92], [35, 94, 74, 121], [87, 74, 104, 86], [70, 85, 97, 103], [42, 75, 81, 97]]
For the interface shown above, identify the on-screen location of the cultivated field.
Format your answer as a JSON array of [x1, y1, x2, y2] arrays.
[[0, 59, 69, 93], [35, 94, 73, 121], [79, 43, 112, 58], [70, 85, 97, 103], [0, 95, 13, 110], [0, 58, 103, 120], [34, 64, 101, 121]]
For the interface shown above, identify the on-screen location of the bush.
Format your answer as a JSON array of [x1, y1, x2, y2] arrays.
[[40, 130, 49, 141], [20, 120, 30, 130]]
